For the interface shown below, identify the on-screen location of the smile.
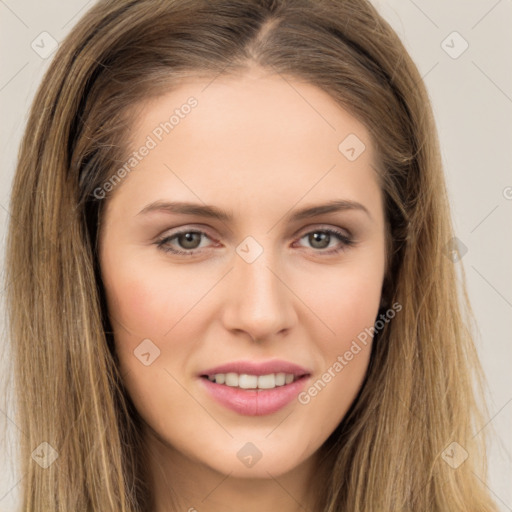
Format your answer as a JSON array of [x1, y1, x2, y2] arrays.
[[203, 372, 299, 389]]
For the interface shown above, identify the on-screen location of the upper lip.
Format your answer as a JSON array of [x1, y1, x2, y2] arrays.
[[200, 360, 312, 378]]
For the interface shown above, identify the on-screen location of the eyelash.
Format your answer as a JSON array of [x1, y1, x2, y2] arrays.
[[155, 227, 354, 257]]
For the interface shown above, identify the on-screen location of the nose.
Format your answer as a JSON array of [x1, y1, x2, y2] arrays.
[[221, 247, 298, 342]]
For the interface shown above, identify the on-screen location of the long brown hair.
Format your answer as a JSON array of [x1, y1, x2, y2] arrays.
[[5, 0, 497, 510]]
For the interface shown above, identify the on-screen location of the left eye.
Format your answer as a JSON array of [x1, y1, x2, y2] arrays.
[[156, 228, 353, 256], [296, 229, 352, 252]]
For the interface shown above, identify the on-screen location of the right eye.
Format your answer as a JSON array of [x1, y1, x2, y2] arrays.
[[156, 229, 215, 256]]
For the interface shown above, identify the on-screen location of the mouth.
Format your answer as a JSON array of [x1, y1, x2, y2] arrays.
[[198, 360, 312, 416]]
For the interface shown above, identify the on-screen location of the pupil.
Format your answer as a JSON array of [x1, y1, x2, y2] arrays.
[[310, 232, 329, 249], [180, 232, 200, 249]]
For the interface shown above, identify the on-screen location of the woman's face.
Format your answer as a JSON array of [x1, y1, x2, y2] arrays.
[[99, 68, 386, 481]]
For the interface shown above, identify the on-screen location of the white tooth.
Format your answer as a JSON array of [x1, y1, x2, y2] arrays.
[[275, 373, 286, 386], [258, 374, 276, 389], [239, 374, 258, 389], [225, 372, 239, 387], [215, 372, 295, 388]]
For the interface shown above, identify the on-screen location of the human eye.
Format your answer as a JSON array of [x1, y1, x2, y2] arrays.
[[155, 227, 217, 256], [154, 225, 354, 258], [294, 226, 354, 255]]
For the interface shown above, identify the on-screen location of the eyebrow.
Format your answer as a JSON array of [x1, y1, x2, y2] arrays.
[[137, 199, 372, 223]]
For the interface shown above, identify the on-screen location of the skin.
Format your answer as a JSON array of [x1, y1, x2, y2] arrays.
[[98, 66, 387, 512]]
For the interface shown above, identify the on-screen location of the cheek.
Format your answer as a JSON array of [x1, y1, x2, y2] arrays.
[[291, 254, 383, 423], [101, 255, 226, 398], [102, 254, 210, 340], [101, 260, 210, 433], [299, 252, 384, 345]]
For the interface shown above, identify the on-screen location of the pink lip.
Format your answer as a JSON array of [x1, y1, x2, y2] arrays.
[[198, 359, 312, 416], [199, 359, 311, 378], [199, 377, 310, 416]]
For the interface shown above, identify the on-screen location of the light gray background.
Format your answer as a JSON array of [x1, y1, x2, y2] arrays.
[[1, 1, 511, 510]]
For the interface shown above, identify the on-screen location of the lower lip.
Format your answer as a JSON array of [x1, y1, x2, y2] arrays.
[[199, 376, 310, 416]]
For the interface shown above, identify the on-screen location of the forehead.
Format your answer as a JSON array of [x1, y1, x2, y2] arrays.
[[133, 69, 374, 158], [104, 69, 382, 224]]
